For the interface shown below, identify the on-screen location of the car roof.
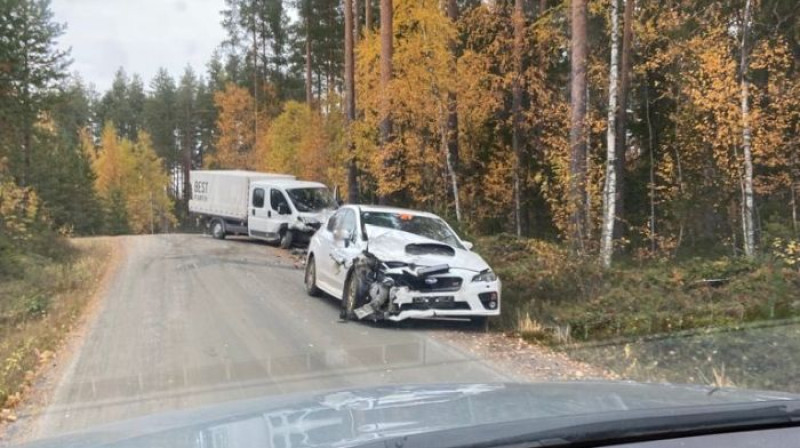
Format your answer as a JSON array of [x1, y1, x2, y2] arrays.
[[252, 179, 328, 189], [346, 204, 441, 219]]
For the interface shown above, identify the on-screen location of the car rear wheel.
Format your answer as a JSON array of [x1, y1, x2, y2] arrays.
[[304, 256, 321, 297], [211, 220, 225, 240]]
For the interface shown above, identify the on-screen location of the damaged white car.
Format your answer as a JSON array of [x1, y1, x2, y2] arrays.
[[304, 205, 501, 323]]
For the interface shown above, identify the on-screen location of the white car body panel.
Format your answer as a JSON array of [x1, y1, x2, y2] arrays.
[[307, 205, 501, 321]]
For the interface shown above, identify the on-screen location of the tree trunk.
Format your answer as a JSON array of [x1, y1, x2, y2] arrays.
[[740, 0, 756, 257], [613, 0, 633, 238], [354, 0, 360, 41], [645, 80, 656, 253], [512, 0, 524, 236], [305, 10, 313, 107], [569, 0, 588, 249], [378, 0, 393, 205], [366, 0, 372, 32], [252, 23, 259, 147], [345, 0, 359, 203], [446, 0, 461, 221], [600, 0, 620, 268], [183, 129, 192, 212]]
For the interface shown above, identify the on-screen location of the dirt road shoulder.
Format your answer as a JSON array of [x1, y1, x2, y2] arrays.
[[1, 237, 125, 445]]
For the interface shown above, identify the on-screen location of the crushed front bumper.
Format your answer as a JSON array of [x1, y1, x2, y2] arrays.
[[385, 275, 501, 321]]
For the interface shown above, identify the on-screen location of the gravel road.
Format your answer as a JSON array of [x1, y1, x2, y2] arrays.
[[20, 234, 510, 442]]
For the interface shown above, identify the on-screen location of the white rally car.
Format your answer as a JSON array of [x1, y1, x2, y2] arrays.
[[304, 205, 501, 323]]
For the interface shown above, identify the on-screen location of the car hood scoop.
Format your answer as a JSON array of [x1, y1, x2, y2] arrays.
[[405, 243, 455, 257]]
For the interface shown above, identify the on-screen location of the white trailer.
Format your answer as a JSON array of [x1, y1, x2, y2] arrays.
[[189, 170, 336, 248]]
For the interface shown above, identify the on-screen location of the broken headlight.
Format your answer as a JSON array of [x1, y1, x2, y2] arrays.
[[472, 269, 497, 283]]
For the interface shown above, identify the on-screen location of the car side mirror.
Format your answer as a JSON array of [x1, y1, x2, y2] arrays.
[[277, 203, 290, 215], [463, 241, 474, 251]]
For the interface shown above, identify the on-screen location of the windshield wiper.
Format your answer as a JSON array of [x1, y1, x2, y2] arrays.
[[362, 400, 800, 448]]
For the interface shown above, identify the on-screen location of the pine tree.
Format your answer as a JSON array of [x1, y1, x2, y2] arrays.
[[0, 0, 69, 186]]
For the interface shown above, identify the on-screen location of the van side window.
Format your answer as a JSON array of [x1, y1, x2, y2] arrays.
[[252, 188, 265, 208], [270, 189, 290, 213]]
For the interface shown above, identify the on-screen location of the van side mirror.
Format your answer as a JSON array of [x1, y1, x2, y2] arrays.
[[463, 241, 474, 250], [277, 203, 290, 215]]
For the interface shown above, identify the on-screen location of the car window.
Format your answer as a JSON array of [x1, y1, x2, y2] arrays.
[[270, 189, 289, 212], [336, 209, 356, 234], [252, 188, 265, 208], [326, 209, 342, 232], [361, 211, 462, 249]]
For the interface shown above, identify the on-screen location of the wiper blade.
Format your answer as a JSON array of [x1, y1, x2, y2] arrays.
[[365, 400, 800, 448]]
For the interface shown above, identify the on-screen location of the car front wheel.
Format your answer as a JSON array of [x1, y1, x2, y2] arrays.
[[342, 273, 362, 320]]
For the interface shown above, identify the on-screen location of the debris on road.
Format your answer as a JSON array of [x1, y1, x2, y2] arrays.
[[435, 330, 618, 382]]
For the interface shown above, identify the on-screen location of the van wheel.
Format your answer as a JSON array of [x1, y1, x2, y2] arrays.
[[211, 220, 226, 240], [304, 255, 321, 297], [279, 229, 294, 249]]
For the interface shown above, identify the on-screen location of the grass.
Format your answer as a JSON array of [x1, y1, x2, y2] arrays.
[[477, 235, 800, 344], [0, 238, 114, 408], [477, 235, 800, 390]]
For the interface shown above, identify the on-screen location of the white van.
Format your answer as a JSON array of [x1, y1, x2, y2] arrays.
[[188, 170, 336, 248]]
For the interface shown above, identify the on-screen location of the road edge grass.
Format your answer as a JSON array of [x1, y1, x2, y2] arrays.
[[0, 237, 119, 423]]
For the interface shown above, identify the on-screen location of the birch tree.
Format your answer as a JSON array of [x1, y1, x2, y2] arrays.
[[740, 0, 756, 257], [600, 0, 620, 267], [378, 0, 393, 204], [345, 0, 358, 202]]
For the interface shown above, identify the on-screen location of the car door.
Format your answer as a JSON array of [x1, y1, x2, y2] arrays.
[[265, 188, 293, 238], [248, 186, 271, 239], [313, 209, 342, 293], [328, 208, 363, 295]]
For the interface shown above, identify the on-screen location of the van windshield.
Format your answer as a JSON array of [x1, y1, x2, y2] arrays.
[[286, 187, 336, 212]]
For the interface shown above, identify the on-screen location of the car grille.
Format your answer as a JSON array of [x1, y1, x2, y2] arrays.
[[400, 302, 471, 311], [414, 276, 463, 292]]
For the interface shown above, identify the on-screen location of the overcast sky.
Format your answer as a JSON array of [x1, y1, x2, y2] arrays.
[[51, 0, 227, 92]]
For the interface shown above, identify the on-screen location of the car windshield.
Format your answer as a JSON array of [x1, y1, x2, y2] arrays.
[[286, 187, 335, 212], [6, 0, 800, 446], [361, 211, 464, 249]]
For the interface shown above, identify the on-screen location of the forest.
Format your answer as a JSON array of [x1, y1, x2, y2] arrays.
[[2, 0, 800, 286]]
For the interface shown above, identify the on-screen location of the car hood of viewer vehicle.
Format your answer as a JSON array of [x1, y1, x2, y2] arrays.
[[363, 225, 490, 273], [21, 382, 800, 448]]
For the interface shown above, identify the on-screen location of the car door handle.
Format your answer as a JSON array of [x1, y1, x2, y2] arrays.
[[268, 210, 272, 218], [251, 209, 255, 216]]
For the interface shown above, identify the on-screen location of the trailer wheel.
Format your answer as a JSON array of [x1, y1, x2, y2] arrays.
[[279, 229, 294, 249], [211, 220, 226, 240]]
